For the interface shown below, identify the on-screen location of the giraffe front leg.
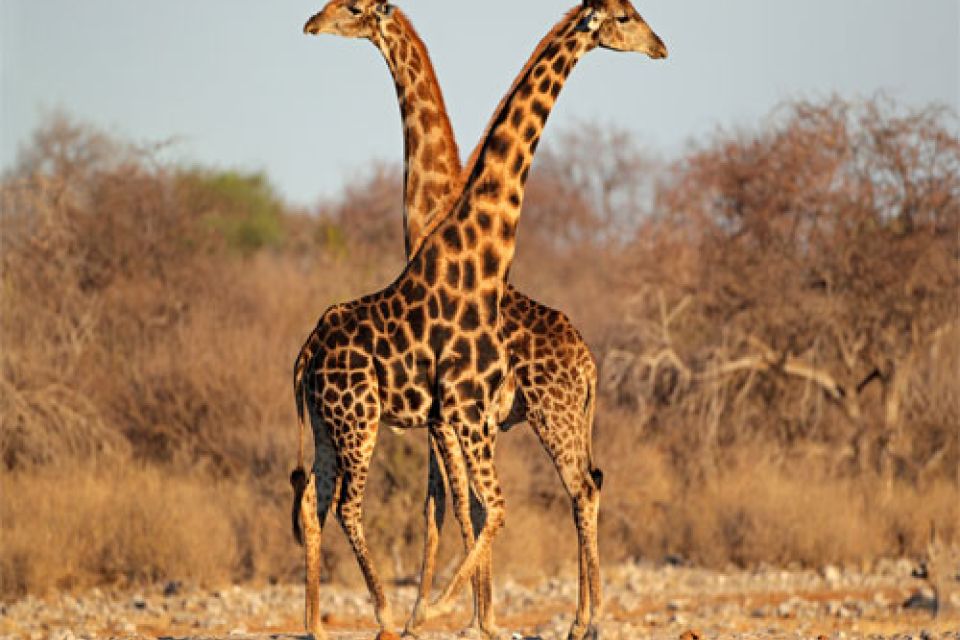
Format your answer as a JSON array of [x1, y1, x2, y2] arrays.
[[468, 462, 501, 638], [409, 422, 482, 634], [448, 427, 484, 630], [423, 416, 505, 636], [406, 434, 448, 637], [475, 536, 500, 638]]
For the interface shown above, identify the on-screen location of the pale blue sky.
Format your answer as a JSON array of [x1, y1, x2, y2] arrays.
[[2, 1, 958, 206]]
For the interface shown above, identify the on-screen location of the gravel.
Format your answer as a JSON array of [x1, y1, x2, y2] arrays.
[[1, 560, 956, 640]]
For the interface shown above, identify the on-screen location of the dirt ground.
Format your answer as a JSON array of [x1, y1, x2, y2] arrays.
[[2, 560, 957, 640]]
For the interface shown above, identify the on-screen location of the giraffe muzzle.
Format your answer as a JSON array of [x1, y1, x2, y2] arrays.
[[649, 35, 668, 59]]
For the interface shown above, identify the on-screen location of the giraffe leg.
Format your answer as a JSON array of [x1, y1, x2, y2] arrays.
[[422, 416, 505, 637], [568, 489, 601, 640], [300, 421, 341, 640], [524, 406, 603, 640], [406, 433, 449, 636], [584, 488, 602, 639], [448, 430, 485, 631], [334, 419, 396, 635], [300, 476, 325, 640], [470, 487, 500, 637], [407, 424, 482, 635]]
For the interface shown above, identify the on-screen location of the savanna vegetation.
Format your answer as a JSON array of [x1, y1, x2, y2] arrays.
[[1, 97, 957, 600]]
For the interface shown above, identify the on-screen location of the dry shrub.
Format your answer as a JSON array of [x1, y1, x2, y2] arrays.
[[602, 96, 959, 482], [317, 163, 406, 269]]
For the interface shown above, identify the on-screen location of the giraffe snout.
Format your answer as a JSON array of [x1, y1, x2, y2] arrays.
[[650, 35, 668, 59]]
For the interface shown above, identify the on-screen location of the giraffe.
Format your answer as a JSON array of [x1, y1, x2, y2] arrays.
[[300, 0, 491, 631], [291, 2, 666, 639], [299, 1, 660, 638]]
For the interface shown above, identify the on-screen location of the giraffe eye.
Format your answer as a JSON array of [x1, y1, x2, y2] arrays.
[[347, 5, 361, 15], [616, 16, 630, 23]]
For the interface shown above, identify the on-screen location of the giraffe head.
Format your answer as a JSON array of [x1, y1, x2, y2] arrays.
[[303, 0, 395, 39], [579, 0, 668, 59]]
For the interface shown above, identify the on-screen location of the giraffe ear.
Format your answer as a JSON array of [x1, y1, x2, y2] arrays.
[[575, 8, 600, 32]]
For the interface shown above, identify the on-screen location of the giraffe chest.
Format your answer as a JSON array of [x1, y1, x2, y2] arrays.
[[375, 348, 435, 429], [370, 309, 507, 429]]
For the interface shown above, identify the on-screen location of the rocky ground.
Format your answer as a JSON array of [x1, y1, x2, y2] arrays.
[[2, 560, 957, 640]]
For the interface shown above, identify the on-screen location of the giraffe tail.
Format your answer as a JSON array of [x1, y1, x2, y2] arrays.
[[290, 332, 316, 546], [584, 373, 603, 492]]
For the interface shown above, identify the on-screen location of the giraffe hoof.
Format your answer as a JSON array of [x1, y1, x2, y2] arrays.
[[480, 626, 510, 640], [308, 626, 329, 640], [566, 621, 599, 640], [403, 607, 427, 637], [424, 599, 456, 621]]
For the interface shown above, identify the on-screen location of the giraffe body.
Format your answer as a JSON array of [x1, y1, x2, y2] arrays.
[[294, 2, 666, 638]]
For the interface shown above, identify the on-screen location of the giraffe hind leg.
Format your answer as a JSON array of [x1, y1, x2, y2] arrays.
[[332, 415, 397, 634], [302, 422, 340, 640], [524, 406, 602, 640], [568, 488, 601, 640]]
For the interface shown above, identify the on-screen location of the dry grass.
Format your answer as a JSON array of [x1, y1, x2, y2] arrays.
[[492, 430, 960, 576], [0, 465, 294, 598], [3, 440, 955, 599], [600, 443, 959, 568]]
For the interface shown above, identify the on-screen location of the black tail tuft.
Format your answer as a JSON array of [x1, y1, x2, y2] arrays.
[[590, 466, 604, 492], [290, 466, 308, 546]]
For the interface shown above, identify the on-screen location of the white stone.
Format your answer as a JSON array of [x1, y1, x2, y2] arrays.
[[822, 564, 842, 585]]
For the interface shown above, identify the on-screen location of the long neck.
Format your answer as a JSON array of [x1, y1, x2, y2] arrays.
[[417, 8, 596, 283], [373, 10, 462, 259]]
